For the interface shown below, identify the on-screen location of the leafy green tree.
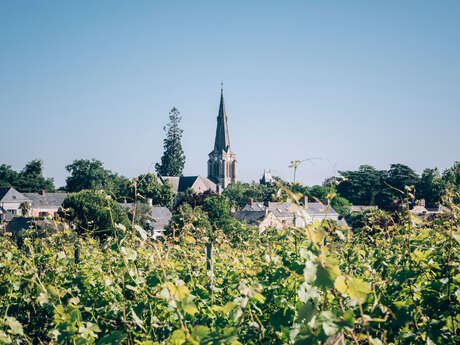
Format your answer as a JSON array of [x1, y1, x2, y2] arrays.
[[155, 107, 186, 176], [59, 190, 130, 238], [0, 164, 19, 186], [442, 161, 460, 203], [330, 195, 351, 217], [65, 159, 108, 192], [19, 202, 30, 217], [385, 163, 420, 193], [176, 189, 219, 209], [223, 181, 279, 209], [65, 159, 129, 199], [417, 168, 444, 207], [168, 203, 211, 240], [337, 165, 384, 205], [129, 173, 174, 208], [202, 195, 231, 229], [15, 160, 55, 193]]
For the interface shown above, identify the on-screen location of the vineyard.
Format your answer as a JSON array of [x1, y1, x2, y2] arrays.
[[0, 196, 458, 345]]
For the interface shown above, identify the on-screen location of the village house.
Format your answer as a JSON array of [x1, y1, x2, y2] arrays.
[[410, 199, 451, 222], [0, 186, 31, 215], [23, 191, 68, 217], [0, 186, 67, 218], [234, 196, 340, 233]]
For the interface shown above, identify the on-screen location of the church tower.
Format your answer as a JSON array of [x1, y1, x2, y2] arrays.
[[208, 87, 237, 191]]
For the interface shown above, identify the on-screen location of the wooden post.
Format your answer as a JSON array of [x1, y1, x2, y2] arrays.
[[206, 242, 214, 294], [74, 242, 80, 265]]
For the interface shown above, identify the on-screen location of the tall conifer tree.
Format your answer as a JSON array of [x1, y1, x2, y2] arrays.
[[155, 107, 185, 176]]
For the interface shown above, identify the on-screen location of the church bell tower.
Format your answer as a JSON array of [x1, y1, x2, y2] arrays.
[[208, 87, 237, 192]]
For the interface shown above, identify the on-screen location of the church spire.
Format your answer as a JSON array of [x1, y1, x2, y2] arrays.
[[214, 86, 230, 152], [208, 85, 237, 191]]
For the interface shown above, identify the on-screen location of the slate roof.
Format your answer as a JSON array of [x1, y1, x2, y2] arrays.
[[267, 202, 297, 218], [242, 202, 266, 212], [118, 203, 172, 231], [305, 202, 339, 216], [161, 176, 216, 194], [0, 187, 30, 203], [214, 88, 230, 152], [234, 210, 267, 225], [23, 193, 67, 209], [149, 207, 172, 230], [241, 201, 339, 218]]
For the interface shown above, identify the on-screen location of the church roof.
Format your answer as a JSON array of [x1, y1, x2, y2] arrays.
[[213, 88, 230, 152], [161, 176, 216, 194]]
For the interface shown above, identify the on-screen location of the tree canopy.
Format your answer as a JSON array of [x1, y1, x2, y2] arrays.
[[64, 159, 129, 199], [59, 190, 130, 238], [155, 107, 186, 177], [0, 160, 55, 192], [129, 173, 174, 208]]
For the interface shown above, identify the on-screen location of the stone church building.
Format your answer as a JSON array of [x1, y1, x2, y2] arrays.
[[207, 87, 237, 192]]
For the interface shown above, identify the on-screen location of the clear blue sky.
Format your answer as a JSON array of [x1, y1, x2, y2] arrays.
[[1, 0, 459, 188]]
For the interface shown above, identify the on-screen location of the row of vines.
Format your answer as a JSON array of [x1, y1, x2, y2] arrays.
[[0, 196, 458, 344]]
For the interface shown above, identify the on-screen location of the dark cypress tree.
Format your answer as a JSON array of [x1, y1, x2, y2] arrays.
[[155, 107, 186, 176]]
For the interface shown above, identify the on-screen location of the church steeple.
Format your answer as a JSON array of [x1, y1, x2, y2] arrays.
[[214, 87, 230, 152], [208, 86, 237, 191]]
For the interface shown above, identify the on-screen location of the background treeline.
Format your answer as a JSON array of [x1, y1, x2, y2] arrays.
[[1, 160, 459, 212], [336, 162, 460, 210]]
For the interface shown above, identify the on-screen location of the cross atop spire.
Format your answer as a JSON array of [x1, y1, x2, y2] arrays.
[[214, 86, 230, 152]]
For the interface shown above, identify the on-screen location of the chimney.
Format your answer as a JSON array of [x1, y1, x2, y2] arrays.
[[303, 195, 308, 207], [40, 190, 46, 196], [250, 198, 254, 207], [420, 199, 425, 207], [123, 198, 127, 204], [147, 198, 153, 207], [230, 205, 236, 215]]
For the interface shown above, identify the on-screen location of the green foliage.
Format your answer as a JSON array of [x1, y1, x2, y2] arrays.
[[202, 196, 231, 228], [330, 195, 351, 217], [442, 161, 460, 203], [176, 189, 219, 209], [155, 107, 186, 177], [346, 208, 393, 236], [222, 181, 279, 209], [168, 203, 212, 240], [337, 162, 460, 210], [65, 159, 130, 199], [1, 191, 459, 345], [0, 160, 55, 192], [416, 168, 444, 207], [59, 190, 130, 238], [18, 202, 30, 217], [130, 173, 174, 208], [337, 165, 387, 206]]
